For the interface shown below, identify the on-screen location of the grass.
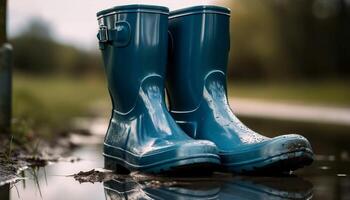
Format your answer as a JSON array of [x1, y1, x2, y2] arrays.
[[12, 73, 109, 140], [0, 136, 14, 164], [11, 74, 350, 140]]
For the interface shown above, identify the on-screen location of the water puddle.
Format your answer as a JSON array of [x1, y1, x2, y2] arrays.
[[1, 118, 350, 200], [0, 143, 348, 200]]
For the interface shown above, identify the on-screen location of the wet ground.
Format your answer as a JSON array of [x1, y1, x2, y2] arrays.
[[0, 116, 349, 200]]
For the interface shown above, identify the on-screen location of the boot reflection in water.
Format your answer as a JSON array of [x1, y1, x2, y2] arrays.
[[104, 177, 221, 200], [103, 176, 313, 200], [166, 6, 314, 174], [219, 176, 313, 200]]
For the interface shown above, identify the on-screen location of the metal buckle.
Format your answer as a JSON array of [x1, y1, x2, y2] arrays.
[[98, 25, 108, 42]]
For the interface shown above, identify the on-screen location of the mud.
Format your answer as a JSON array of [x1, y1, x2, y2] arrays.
[[0, 134, 81, 186], [0, 163, 26, 186]]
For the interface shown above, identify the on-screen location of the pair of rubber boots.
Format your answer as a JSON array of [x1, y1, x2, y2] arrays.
[[97, 5, 313, 174]]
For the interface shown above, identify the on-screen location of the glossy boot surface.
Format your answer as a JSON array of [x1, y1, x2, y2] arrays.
[[97, 5, 220, 174], [104, 177, 220, 200], [167, 6, 313, 173], [103, 175, 312, 200], [219, 176, 313, 200]]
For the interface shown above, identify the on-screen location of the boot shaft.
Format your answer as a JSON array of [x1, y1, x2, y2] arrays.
[[167, 6, 231, 111], [97, 5, 169, 113]]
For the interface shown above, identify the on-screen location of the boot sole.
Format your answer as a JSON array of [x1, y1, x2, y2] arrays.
[[104, 154, 220, 175], [223, 148, 313, 174]]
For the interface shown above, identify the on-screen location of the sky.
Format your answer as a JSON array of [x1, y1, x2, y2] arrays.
[[8, 0, 218, 51]]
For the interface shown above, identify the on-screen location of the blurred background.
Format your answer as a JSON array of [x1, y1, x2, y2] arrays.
[[7, 0, 350, 139], [2, 1, 350, 199]]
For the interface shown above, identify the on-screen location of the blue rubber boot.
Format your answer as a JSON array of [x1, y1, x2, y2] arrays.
[[96, 5, 220, 174], [167, 6, 314, 174]]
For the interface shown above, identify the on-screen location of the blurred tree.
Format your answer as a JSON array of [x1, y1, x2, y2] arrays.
[[217, 0, 294, 80], [337, 0, 350, 75], [11, 19, 58, 74], [10, 18, 102, 76], [0, 0, 6, 43], [277, 0, 339, 78], [10, 1, 350, 80], [216, 0, 350, 81], [0, 0, 12, 136]]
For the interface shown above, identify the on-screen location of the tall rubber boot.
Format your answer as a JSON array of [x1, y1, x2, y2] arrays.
[[96, 5, 220, 174], [167, 6, 314, 173]]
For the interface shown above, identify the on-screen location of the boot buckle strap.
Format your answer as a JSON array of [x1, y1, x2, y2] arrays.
[[97, 22, 131, 48], [98, 25, 109, 43]]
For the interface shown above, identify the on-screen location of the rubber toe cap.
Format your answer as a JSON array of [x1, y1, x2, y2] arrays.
[[220, 134, 313, 169]]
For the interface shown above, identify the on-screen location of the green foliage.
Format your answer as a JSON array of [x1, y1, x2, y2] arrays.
[[10, 19, 102, 76], [217, 0, 350, 80], [12, 74, 109, 139], [0, 0, 7, 43]]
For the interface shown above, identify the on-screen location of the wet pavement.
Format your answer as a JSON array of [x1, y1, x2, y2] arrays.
[[0, 117, 349, 200], [230, 98, 350, 126]]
